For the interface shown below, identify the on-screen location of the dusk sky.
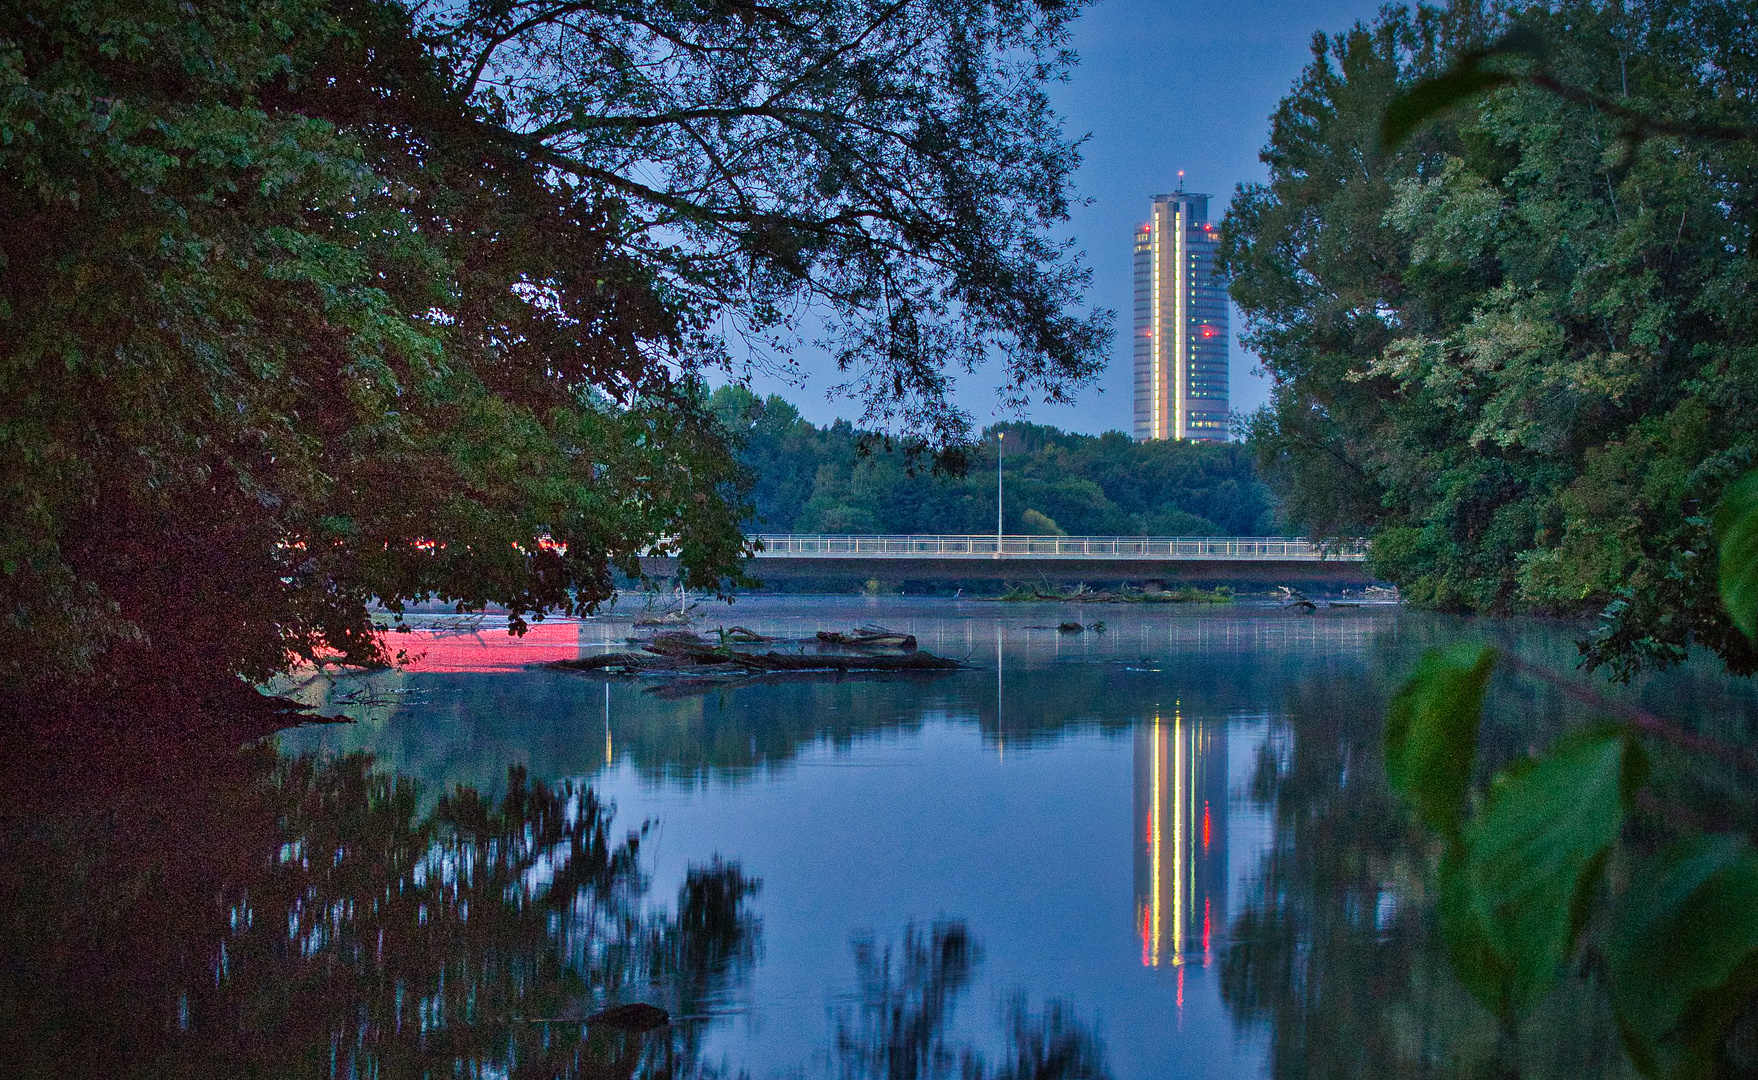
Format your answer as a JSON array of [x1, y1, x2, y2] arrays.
[[743, 0, 1390, 436]]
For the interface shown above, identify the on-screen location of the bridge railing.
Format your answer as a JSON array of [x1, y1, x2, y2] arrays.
[[745, 534, 1367, 561]]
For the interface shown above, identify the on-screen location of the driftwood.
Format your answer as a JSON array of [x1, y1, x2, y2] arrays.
[[547, 652, 663, 672], [633, 609, 694, 626], [641, 635, 726, 662], [815, 627, 917, 650], [544, 623, 965, 681]]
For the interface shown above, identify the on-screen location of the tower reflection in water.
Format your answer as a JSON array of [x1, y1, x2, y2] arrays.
[[1134, 705, 1228, 995]]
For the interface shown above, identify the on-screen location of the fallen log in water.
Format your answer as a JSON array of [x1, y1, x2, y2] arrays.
[[546, 652, 658, 672], [815, 626, 918, 651], [641, 635, 728, 662], [541, 625, 967, 680]]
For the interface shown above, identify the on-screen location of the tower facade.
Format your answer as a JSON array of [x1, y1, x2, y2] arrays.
[[1132, 192, 1229, 441]]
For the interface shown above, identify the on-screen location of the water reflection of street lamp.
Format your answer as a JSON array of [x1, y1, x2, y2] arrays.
[[994, 430, 1005, 558]]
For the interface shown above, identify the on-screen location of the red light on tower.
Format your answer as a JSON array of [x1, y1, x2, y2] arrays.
[[1201, 326, 1216, 338]]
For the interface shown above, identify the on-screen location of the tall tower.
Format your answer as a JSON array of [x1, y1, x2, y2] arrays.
[[1133, 189, 1229, 441]]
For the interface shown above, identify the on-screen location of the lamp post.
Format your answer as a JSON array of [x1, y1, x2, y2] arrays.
[[994, 430, 1004, 559]]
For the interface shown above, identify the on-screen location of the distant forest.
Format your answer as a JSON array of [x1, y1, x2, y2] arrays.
[[710, 386, 1281, 536]]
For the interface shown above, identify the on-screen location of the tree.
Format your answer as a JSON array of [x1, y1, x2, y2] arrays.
[[1223, 1, 1758, 677], [0, 0, 1105, 707], [426, 0, 1109, 445]]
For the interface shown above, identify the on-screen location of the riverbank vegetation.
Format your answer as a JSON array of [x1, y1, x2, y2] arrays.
[[1225, 1, 1758, 677], [709, 386, 1277, 537], [1298, 8, 1758, 1074], [0, 0, 1107, 713]]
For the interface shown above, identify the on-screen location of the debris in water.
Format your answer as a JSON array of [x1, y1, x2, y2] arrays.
[[586, 1002, 669, 1033]]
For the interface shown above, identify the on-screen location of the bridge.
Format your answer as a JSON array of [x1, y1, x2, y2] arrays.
[[643, 534, 1377, 586]]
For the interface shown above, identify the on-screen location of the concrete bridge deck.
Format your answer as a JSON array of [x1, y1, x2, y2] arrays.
[[644, 534, 1376, 585]]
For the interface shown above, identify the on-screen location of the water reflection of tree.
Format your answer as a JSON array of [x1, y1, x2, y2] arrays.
[[302, 652, 1338, 799], [831, 920, 1110, 1080], [0, 738, 757, 1079], [1222, 673, 1637, 1080]]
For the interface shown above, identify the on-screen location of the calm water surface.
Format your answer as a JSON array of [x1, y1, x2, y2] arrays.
[[11, 597, 1758, 1078]]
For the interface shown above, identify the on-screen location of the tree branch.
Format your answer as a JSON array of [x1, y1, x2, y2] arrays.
[[1498, 651, 1758, 772], [1529, 73, 1758, 144]]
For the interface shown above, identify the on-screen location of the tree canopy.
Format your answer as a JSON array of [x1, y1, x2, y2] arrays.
[[428, 0, 1110, 443], [0, 0, 1105, 704], [709, 385, 1279, 537], [1224, 0, 1758, 676]]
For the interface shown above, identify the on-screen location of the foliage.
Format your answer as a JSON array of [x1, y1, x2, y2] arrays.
[[709, 385, 1279, 536], [1223, 1, 1758, 677], [425, 0, 1110, 446], [1716, 469, 1758, 642], [0, 0, 1106, 701], [1385, 642, 1496, 838], [1379, 466, 1758, 1078], [0, 0, 746, 696]]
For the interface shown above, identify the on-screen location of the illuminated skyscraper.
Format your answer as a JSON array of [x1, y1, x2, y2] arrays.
[[1132, 189, 1229, 441]]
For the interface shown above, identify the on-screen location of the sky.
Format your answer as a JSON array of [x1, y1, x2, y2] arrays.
[[739, 0, 1391, 436]]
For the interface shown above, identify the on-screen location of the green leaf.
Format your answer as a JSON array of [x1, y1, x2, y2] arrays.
[[1436, 848, 1514, 1019], [1714, 467, 1758, 643], [1385, 643, 1498, 839], [1605, 835, 1758, 1080], [1465, 730, 1642, 1015]]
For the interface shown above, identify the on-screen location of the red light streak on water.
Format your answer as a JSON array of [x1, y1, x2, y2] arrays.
[[1203, 896, 1211, 967], [383, 621, 586, 672]]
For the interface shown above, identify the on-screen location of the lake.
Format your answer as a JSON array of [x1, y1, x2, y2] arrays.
[[7, 596, 1755, 1078]]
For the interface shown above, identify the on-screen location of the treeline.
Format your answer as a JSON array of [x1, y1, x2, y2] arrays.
[[1225, 2, 1758, 675], [710, 386, 1279, 536]]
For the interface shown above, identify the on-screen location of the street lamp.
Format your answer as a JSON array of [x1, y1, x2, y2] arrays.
[[995, 430, 1004, 559]]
